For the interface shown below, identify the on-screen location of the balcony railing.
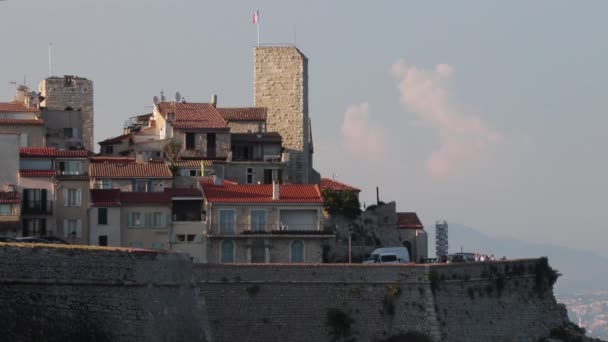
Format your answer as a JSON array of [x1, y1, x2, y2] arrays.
[[172, 213, 203, 222], [21, 201, 53, 215], [210, 224, 329, 235]]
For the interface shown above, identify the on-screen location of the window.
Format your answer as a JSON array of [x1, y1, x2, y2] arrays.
[[134, 179, 149, 192], [97, 179, 112, 189], [189, 169, 201, 177], [63, 128, 73, 138], [102, 145, 114, 154], [290, 240, 304, 262], [220, 240, 235, 263], [0, 204, 12, 216], [207, 133, 216, 157], [22, 219, 46, 236], [98, 235, 108, 246], [250, 210, 266, 232], [64, 189, 81, 207], [151, 212, 166, 228], [246, 168, 254, 184], [58, 161, 82, 175], [63, 219, 82, 238], [175, 234, 196, 243], [128, 212, 144, 228], [219, 210, 235, 234], [186, 132, 196, 150], [98, 208, 108, 225]]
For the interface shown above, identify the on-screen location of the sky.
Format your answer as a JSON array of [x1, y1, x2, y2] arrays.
[[1, 1, 607, 257]]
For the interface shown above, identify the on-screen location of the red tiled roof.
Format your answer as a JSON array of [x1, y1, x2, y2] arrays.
[[90, 189, 121, 207], [165, 187, 202, 197], [156, 102, 229, 130], [201, 181, 323, 204], [19, 147, 91, 158], [90, 156, 136, 163], [20, 170, 56, 177], [90, 162, 172, 178], [319, 178, 360, 192], [0, 101, 40, 113], [397, 212, 423, 229], [98, 133, 133, 145], [0, 118, 43, 126], [217, 107, 267, 121], [0, 191, 20, 204], [172, 159, 215, 168], [121, 191, 171, 205]]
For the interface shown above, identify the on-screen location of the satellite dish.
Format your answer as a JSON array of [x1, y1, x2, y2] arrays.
[[153, 96, 159, 104], [160, 90, 166, 102], [175, 91, 181, 102]]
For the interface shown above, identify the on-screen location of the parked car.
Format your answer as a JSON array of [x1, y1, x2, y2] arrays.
[[455, 252, 476, 262], [38, 236, 69, 245], [363, 247, 410, 264], [0, 236, 18, 243], [15, 237, 53, 244]]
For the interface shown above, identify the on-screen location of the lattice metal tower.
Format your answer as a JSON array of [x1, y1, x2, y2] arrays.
[[435, 220, 448, 257]]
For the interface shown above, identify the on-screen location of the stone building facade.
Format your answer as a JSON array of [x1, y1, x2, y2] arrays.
[[254, 46, 313, 184]]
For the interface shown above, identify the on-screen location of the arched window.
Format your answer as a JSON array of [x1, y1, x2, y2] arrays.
[[290, 240, 304, 262], [221, 240, 235, 263]]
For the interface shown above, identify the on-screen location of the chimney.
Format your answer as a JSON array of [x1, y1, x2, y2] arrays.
[[211, 94, 217, 108], [272, 179, 280, 201]]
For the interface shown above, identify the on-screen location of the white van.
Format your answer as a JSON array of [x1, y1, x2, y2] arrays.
[[363, 247, 410, 264]]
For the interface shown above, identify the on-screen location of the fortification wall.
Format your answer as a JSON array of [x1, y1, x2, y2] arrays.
[[0, 243, 210, 342], [196, 260, 581, 342]]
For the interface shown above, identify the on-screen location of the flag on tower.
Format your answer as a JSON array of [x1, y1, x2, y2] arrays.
[[252, 9, 259, 24]]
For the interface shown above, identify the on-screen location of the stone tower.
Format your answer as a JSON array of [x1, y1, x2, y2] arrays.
[[254, 46, 313, 184], [38, 76, 94, 151]]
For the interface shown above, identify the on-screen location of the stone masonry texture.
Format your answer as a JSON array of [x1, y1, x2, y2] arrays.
[[254, 46, 311, 183], [0, 243, 600, 342]]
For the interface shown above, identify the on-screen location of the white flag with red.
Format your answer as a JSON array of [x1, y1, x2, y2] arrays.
[[252, 10, 259, 24]]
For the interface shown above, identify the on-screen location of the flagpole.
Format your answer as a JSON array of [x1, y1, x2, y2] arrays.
[[257, 19, 260, 47]]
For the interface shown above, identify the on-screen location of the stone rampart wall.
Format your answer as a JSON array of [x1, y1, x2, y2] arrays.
[[0, 243, 210, 342]]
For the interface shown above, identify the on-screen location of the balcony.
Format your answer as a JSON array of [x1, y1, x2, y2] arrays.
[[173, 213, 203, 222], [208, 224, 333, 238], [21, 201, 53, 215]]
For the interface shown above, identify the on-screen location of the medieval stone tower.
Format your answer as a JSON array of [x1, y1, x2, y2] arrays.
[[254, 46, 313, 184], [38, 76, 94, 151]]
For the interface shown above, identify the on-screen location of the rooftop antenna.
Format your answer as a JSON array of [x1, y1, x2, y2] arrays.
[[160, 90, 166, 102], [293, 24, 297, 46], [152, 96, 159, 104], [48, 42, 52, 77]]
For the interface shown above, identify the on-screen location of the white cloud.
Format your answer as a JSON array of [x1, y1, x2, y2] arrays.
[[391, 59, 501, 180], [340, 102, 387, 161]]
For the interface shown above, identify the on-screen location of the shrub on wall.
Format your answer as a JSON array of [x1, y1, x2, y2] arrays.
[[325, 308, 355, 342], [322, 189, 362, 219]]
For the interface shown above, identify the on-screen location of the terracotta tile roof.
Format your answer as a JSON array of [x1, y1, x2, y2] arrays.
[[217, 107, 267, 121], [19, 147, 91, 158], [396, 212, 424, 229], [165, 187, 203, 197], [90, 162, 173, 179], [0, 101, 40, 113], [90, 156, 136, 163], [90, 189, 121, 207], [19, 170, 56, 177], [0, 191, 20, 204], [172, 159, 215, 168], [120, 191, 171, 205], [0, 118, 43, 126], [98, 133, 132, 145], [319, 178, 360, 192], [156, 102, 229, 130], [201, 181, 323, 204]]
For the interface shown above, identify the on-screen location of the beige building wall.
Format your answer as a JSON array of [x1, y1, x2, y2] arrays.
[[254, 46, 312, 184], [39, 76, 94, 151], [89, 206, 121, 246], [170, 221, 206, 263], [0, 125, 45, 147], [121, 205, 171, 249], [55, 179, 90, 244]]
